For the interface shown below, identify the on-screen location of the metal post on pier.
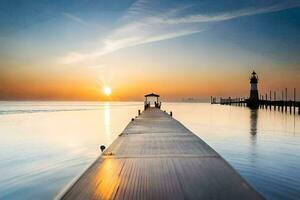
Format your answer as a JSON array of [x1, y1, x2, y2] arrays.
[[259, 95, 262, 108], [265, 93, 268, 109], [274, 91, 276, 110], [281, 90, 283, 110], [294, 88, 296, 114], [270, 90, 272, 110], [285, 88, 288, 112]]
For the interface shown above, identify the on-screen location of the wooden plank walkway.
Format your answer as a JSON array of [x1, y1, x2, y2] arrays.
[[59, 108, 264, 200]]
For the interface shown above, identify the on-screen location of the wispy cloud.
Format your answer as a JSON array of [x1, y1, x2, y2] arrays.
[[59, 1, 300, 64], [162, 2, 300, 25], [62, 12, 89, 26]]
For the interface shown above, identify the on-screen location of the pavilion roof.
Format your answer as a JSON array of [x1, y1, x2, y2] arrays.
[[144, 93, 160, 97]]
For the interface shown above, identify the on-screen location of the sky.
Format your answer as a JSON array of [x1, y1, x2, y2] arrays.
[[0, 0, 300, 101]]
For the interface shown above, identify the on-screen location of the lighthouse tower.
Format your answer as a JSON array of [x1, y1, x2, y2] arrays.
[[249, 71, 259, 101]]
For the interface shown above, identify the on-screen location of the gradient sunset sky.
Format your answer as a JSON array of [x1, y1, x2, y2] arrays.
[[1, 0, 300, 101]]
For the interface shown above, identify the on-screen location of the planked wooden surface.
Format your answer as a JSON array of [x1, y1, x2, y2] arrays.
[[59, 108, 264, 200]]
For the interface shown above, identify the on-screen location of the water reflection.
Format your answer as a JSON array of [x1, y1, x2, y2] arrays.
[[248, 108, 258, 168], [104, 102, 111, 142], [250, 108, 258, 136]]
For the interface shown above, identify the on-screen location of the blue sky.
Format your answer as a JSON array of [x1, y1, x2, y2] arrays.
[[0, 0, 300, 100]]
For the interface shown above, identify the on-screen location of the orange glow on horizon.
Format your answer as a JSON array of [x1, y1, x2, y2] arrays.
[[0, 66, 299, 101]]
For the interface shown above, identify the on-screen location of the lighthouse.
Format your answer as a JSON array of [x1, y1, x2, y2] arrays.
[[249, 71, 259, 101], [247, 71, 259, 108]]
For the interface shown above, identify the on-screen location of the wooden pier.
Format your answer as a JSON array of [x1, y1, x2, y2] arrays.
[[58, 107, 264, 200], [213, 98, 300, 114]]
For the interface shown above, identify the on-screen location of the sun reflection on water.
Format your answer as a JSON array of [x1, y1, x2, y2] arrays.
[[104, 102, 111, 142]]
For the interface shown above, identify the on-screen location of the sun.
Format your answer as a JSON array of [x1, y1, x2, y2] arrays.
[[103, 86, 112, 96]]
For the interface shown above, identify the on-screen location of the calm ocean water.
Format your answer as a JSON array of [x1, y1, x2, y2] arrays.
[[0, 101, 299, 200]]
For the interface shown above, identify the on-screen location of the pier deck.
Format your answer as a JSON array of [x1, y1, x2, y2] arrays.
[[59, 108, 264, 200]]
